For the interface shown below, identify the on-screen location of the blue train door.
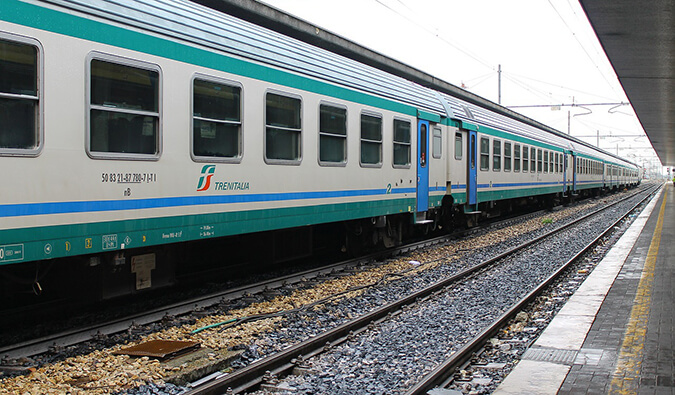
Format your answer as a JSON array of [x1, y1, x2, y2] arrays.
[[467, 130, 478, 205], [571, 152, 578, 193], [417, 120, 430, 213], [562, 152, 568, 194]]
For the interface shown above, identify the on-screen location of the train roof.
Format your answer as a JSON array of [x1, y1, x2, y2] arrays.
[[39, 0, 638, 168]]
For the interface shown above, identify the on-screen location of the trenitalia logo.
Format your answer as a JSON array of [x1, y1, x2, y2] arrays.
[[196, 165, 216, 191]]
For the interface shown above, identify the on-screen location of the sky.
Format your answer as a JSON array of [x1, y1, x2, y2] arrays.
[[261, 0, 663, 174]]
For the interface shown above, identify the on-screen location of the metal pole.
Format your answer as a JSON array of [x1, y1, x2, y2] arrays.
[[498, 64, 501, 105]]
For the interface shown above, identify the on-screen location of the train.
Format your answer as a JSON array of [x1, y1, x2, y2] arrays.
[[0, 0, 640, 301]]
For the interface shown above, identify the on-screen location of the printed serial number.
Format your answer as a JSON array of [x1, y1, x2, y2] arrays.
[[101, 173, 157, 184]]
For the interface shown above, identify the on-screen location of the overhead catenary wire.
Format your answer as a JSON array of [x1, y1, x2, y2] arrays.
[[372, 0, 496, 71], [546, 0, 622, 98]]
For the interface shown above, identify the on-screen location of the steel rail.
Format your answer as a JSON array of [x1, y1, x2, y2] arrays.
[[404, 184, 661, 395], [187, 184, 659, 394]]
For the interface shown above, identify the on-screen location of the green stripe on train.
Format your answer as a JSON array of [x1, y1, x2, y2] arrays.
[[0, 198, 416, 264]]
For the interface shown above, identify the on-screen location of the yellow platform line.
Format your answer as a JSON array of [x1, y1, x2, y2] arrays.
[[609, 188, 667, 394]]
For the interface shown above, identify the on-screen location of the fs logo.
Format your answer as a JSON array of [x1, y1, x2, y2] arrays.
[[197, 165, 216, 191]]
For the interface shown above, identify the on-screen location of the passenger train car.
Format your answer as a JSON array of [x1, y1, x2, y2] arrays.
[[0, 0, 640, 300]]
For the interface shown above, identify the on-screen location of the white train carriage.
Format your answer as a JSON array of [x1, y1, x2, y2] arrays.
[[0, 0, 639, 299]]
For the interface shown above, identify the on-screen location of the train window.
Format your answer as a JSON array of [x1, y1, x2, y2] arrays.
[[522, 145, 528, 172], [544, 151, 549, 173], [265, 92, 301, 163], [504, 142, 511, 172], [537, 149, 543, 173], [192, 77, 241, 161], [432, 127, 443, 159], [550, 153, 554, 173], [470, 134, 476, 169], [393, 118, 411, 166], [360, 112, 382, 166], [419, 123, 427, 167], [88, 56, 160, 159], [0, 35, 41, 155], [530, 147, 536, 173], [480, 137, 489, 170], [455, 133, 463, 158], [513, 144, 520, 172], [492, 139, 501, 171], [433, 128, 444, 159], [319, 103, 347, 165]]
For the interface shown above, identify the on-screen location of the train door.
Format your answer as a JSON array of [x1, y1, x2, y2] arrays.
[[467, 130, 478, 205], [571, 152, 578, 193], [416, 120, 430, 213], [562, 151, 568, 194]]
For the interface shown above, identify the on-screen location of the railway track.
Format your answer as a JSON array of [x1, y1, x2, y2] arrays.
[[185, 184, 659, 394]]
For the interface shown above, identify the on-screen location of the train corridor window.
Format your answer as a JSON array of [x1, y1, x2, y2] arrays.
[[454, 132, 462, 160], [88, 57, 160, 158], [530, 147, 536, 173], [555, 153, 559, 173], [393, 119, 411, 166], [265, 92, 301, 162], [0, 36, 41, 154], [431, 128, 444, 159], [319, 104, 347, 164], [544, 151, 549, 173], [504, 142, 512, 172], [549, 153, 554, 173], [480, 137, 489, 170], [492, 139, 501, 171], [537, 149, 543, 173], [360, 112, 382, 166], [432, 127, 443, 159], [514, 144, 521, 172], [192, 78, 241, 161]]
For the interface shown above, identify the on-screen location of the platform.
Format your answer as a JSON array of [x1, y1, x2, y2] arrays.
[[494, 183, 673, 394]]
